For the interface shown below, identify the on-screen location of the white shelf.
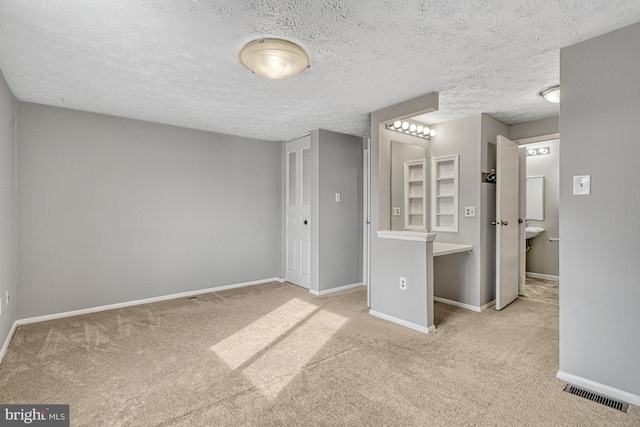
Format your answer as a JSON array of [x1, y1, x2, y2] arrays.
[[404, 159, 426, 230], [431, 154, 459, 232]]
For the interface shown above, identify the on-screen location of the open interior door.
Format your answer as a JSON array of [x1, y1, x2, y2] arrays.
[[496, 135, 520, 310]]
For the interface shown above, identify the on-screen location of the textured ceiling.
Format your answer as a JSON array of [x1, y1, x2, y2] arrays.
[[0, 1, 639, 141]]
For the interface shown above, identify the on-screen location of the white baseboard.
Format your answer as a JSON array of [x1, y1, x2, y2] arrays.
[[0, 321, 18, 365], [480, 300, 496, 311], [17, 277, 283, 326], [369, 309, 435, 334], [309, 282, 363, 296], [526, 272, 559, 281], [434, 296, 485, 313], [557, 370, 640, 406]]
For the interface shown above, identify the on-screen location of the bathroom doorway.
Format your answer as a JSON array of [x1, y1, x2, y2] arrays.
[[516, 136, 560, 302]]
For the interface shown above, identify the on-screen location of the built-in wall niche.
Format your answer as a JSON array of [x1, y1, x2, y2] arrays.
[[431, 154, 459, 232], [404, 159, 426, 229], [390, 141, 427, 231]]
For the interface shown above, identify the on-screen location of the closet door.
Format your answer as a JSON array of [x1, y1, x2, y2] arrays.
[[285, 135, 311, 288]]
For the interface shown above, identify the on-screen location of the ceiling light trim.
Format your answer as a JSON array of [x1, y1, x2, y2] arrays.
[[540, 85, 560, 104]]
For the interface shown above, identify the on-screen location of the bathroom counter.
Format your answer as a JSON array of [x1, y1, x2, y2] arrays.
[[433, 242, 473, 257], [377, 230, 437, 242]]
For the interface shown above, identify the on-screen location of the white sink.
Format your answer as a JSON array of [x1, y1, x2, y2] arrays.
[[526, 226, 545, 239]]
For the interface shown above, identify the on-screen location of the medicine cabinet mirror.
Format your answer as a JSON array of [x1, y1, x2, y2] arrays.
[[526, 176, 545, 220]]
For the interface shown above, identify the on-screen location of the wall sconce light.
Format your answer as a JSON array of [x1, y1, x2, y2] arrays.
[[527, 147, 550, 156], [540, 85, 560, 103], [387, 120, 436, 139], [239, 38, 310, 79]]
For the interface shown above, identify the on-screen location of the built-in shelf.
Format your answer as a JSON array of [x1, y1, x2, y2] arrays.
[[404, 159, 426, 230], [431, 154, 459, 232]]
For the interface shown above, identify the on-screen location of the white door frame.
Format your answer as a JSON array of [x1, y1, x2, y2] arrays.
[[513, 133, 560, 294], [363, 143, 371, 307]]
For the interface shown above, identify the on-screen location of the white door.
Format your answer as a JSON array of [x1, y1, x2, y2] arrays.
[[496, 135, 520, 310], [285, 135, 311, 289]]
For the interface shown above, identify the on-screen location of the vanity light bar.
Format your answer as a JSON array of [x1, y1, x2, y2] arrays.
[[527, 146, 550, 156], [386, 121, 436, 139]]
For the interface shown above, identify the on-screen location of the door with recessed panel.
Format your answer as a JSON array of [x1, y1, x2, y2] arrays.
[[285, 135, 311, 288]]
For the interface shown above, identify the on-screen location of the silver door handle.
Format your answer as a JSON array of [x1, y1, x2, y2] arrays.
[[501, 220, 508, 226], [491, 221, 499, 225]]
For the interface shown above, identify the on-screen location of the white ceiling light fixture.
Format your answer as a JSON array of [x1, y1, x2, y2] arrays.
[[540, 85, 560, 104], [239, 38, 310, 80], [385, 121, 433, 140], [527, 146, 550, 156]]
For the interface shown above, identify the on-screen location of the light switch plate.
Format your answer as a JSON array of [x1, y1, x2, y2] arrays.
[[335, 192, 341, 202], [465, 207, 476, 217], [573, 175, 591, 195]]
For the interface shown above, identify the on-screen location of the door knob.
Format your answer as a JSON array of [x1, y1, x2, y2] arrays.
[[491, 221, 498, 225], [303, 220, 308, 225], [501, 220, 508, 226]]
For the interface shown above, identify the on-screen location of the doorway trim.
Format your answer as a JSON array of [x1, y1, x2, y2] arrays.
[[514, 132, 560, 295]]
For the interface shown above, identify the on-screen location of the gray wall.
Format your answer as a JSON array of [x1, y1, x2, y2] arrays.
[[0, 71, 16, 346], [509, 116, 559, 141], [431, 115, 482, 307], [560, 22, 640, 397], [525, 139, 559, 277], [370, 93, 439, 328], [313, 129, 363, 292], [17, 103, 281, 318]]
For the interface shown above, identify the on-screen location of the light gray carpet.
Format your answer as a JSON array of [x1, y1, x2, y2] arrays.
[[1, 282, 637, 426]]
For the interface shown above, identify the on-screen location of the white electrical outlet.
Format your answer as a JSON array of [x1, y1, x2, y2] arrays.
[[5, 291, 8, 305], [399, 277, 407, 290], [335, 192, 341, 202], [393, 207, 401, 216], [465, 207, 476, 217]]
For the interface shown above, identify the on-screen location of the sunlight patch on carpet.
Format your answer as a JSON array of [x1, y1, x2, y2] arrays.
[[210, 297, 347, 399], [242, 309, 347, 399], [210, 298, 318, 370]]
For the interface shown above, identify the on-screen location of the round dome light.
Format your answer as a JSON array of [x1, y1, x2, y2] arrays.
[[393, 121, 402, 129], [540, 85, 560, 103], [239, 38, 310, 80]]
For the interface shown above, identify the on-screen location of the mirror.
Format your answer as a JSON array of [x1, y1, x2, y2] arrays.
[[526, 176, 545, 220], [391, 141, 427, 230]]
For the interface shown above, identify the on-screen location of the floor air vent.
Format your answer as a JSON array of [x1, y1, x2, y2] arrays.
[[564, 385, 629, 413]]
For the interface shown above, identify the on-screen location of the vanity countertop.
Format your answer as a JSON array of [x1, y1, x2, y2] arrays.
[[433, 242, 473, 257], [377, 230, 437, 242]]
